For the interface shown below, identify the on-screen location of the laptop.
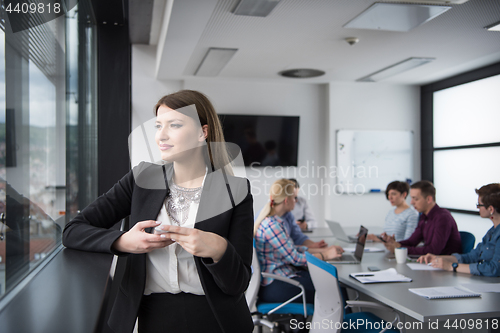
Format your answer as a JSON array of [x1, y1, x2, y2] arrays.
[[326, 220, 358, 243], [327, 225, 368, 264]]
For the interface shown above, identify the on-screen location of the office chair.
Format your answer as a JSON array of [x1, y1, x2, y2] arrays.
[[246, 244, 314, 332], [459, 231, 476, 254], [305, 252, 400, 333]]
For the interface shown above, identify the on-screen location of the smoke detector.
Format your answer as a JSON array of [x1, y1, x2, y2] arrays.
[[345, 37, 359, 46]]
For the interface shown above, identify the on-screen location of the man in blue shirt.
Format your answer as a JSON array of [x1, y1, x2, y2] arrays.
[[281, 211, 326, 248], [289, 178, 317, 231], [281, 185, 327, 248]]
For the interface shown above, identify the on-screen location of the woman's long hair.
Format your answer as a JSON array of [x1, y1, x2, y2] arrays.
[[254, 178, 296, 235], [155, 90, 233, 175]]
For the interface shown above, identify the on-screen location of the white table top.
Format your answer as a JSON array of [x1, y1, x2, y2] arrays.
[[334, 251, 500, 322], [306, 225, 500, 322]]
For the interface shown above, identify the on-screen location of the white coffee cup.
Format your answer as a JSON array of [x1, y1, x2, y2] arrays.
[[395, 247, 408, 264]]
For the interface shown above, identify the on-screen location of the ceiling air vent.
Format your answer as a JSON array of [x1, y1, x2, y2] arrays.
[[279, 69, 325, 78]]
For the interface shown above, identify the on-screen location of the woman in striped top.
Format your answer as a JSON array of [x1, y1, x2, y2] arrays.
[[369, 181, 418, 242]]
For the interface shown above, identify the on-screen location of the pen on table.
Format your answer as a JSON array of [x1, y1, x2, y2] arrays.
[[355, 274, 374, 277]]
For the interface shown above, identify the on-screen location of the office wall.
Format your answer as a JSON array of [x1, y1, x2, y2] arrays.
[[184, 79, 329, 222], [132, 45, 183, 125], [327, 82, 421, 229]]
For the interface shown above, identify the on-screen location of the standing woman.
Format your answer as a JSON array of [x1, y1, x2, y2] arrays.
[[63, 90, 254, 333], [369, 181, 418, 242]]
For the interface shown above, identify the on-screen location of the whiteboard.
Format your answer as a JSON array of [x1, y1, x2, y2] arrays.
[[336, 130, 413, 194]]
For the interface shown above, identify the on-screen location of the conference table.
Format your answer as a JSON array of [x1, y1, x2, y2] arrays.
[[307, 226, 500, 332]]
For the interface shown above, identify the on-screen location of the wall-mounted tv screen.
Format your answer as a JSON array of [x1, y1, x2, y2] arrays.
[[218, 114, 300, 167]]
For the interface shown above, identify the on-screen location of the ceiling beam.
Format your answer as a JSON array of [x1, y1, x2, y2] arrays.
[[155, 0, 218, 80], [129, 0, 154, 44]]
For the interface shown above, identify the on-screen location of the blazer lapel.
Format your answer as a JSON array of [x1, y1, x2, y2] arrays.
[[131, 162, 172, 228]]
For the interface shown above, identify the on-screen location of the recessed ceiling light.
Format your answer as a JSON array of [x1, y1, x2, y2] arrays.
[[357, 57, 434, 82], [195, 48, 238, 77], [344, 3, 451, 32], [279, 69, 325, 78], [485, 21, 500, 31]]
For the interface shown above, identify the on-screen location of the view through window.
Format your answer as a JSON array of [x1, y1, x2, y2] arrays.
[[0, 1, 98, 299]]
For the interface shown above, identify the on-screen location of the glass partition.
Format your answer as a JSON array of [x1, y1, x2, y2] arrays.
[[0, 1, 97, 299]]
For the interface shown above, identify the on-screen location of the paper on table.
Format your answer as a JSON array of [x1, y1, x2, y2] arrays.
[[409, 286, 481, 299], [461, 283, 500, 293], [349, 268, 412, 284], [407, 263, 442, 271], [343, 247, 385, 253]]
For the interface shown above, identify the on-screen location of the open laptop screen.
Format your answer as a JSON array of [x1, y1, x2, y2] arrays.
[[354, 226, 368, 261]]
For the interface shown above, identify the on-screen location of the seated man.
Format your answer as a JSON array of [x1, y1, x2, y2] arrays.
[[384, 180, 462, 255], [282, 211, 326, 248], [289, 178, 317, 231], [418, 183, 500, 276]]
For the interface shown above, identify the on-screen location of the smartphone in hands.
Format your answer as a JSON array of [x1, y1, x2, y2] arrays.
[[154, 226, 172, 234]]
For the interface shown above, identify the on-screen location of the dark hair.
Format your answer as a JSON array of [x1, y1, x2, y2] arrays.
[[385, 181, 410, 200], [288, 178, 300, 188], [410, 180, 436, 201], [476, 183, 500, 214]]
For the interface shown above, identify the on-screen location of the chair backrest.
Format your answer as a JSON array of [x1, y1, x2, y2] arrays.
[[305, 252, 343, 333], [460, 231, 476, 254], [245, 244, 261, 310]]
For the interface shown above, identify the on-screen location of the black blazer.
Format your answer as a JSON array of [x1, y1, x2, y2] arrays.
[[63, 162, 254, 333]]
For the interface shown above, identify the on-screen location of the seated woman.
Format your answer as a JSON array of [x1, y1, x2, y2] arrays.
[[368, 180, 418, 242], [418, 183, 500, 276], [254, 178, 343, 304]]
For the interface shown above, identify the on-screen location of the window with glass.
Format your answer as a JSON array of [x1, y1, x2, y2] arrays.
[[432, 73, 500, 213], [0, 1, 98, 299]]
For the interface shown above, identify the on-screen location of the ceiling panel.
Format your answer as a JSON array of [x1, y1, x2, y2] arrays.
[[138, 0, 500, 84]]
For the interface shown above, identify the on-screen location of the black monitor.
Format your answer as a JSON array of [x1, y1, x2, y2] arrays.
[[218, 114, 300, 167]]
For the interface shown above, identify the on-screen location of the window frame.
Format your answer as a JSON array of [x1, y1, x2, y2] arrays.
[[421, 61, 500, 215]]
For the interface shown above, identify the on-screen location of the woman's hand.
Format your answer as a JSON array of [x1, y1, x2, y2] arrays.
[[321, 245, 344, 260], [380, 232, 395, 242], [112, 220, 175, 254], [162, 224, 228, 263]]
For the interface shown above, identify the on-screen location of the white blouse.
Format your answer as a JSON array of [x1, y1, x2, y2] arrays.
[[144, 172, 207, 296]]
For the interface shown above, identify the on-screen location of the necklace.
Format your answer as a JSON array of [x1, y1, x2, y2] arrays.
[[166, 182, 202, 225]]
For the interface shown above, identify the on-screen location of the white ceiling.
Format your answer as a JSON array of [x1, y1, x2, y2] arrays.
[[138, 0, 500, 85]]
